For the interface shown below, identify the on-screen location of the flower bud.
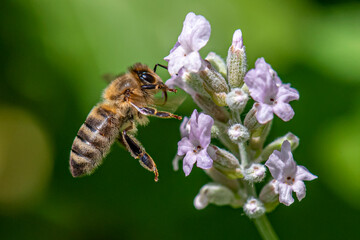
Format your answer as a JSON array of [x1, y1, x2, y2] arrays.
[[249, 121, 272, 151], [259, 180, 279, 212], [228, 123, 250, 143], [205, 52, 227, 79], [208, 145, 243, 179], [182, 71, 210, 97], [199, 60, 229, 106], [193, 94, 230, 123], [243, 197, 265, 219], [226, 29, 247, 89], [200, 60, 229, 93], [244, 105, 272, 151], [257, 132, 299, 163], [244, 106, 262, 131], [225, 88, 249, 113], [243, 163, 266, 182], [204, 167, 240, 192], [211, 124, 220, 138], [203, 87, 227, 106], [194, 183, 242, 210]]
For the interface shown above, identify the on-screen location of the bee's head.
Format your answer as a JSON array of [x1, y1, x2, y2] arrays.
[[130, 63, 162, 86], [130, 63, 177, 104]]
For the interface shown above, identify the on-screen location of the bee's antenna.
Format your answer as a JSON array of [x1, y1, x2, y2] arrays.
[[153, 64, 168, 73]]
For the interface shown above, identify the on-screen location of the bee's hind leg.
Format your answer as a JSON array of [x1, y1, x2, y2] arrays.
[[118, 127, 159, 182]]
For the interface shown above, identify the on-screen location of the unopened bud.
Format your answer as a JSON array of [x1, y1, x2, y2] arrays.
[[244, 105, 272, 150], [205, 52, 227, 79], [243, 197, 265, 219], [226, 29, 247, 88], [203, 86, 227, 106], [244, 106, 262, 131], [228, 123, 250, 143], [183, 71, 210, 97], [249, 121, 272, 150], [200, 60, 229, 93], [205, 167, 240, 192], [225, 88, 249, 113], [200, 61, 229, 106], [257, 132, 299, 163], [194, 183, 242, 210], [209, 145, 243, 179], [243, 163, 266, 182], [193, 94, 230, 123], [211, 125, 220, 138], [259, 180, 279, 212]]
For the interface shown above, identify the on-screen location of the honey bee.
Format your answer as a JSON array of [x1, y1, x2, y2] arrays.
[[69, 63, 181, 182]]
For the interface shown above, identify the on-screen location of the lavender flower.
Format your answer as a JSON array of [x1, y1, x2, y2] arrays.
[[164, 12, 211, 76], [244, 58, 299, 124], [265, 140, 317, 206], [165, 69, 196, 95], [177, 109, 214, 176]]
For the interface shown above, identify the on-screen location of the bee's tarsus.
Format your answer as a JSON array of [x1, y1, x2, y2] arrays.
[[153, 63, 168, 73]]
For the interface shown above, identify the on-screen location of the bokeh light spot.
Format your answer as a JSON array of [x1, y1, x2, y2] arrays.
[[0, 106, 53, 211], [316, 113, 360, 210]]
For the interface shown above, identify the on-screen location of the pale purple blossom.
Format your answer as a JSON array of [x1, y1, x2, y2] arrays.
[[232, 29, 243, 50], [244, 58, 299, 124], [164, 12, 211, 76], [265, 140, 317, 206], [177, 109, 214, 176], [180, 116, 190, 138], [165, 68, 196, 95]]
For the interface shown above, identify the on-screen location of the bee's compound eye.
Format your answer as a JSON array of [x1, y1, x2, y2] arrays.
[[138, 72, 155, 83]]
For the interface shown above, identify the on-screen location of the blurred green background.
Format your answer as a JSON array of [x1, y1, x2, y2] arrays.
[[1, 0, 360, 239]]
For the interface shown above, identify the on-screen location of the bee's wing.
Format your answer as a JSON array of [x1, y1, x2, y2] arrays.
[[102, 73, 124, 83], [152, 91, 187, 112]]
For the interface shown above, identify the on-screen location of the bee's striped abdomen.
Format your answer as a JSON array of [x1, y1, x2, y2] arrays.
[[70, 105, 120, 177]]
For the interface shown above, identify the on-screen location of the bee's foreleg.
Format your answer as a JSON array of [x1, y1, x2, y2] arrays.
[[120, 130, 159, 182], [130, 103, 182, 120]]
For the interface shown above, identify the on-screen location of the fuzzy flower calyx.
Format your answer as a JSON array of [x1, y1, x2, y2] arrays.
[[265, 141, 317, 206], [244, 58, 299, 124], [164, 12, 211, 76], [177, 109, 214, 176]]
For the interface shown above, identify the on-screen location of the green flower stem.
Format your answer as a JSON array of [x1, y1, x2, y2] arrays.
[[238, 142, 248, 167], [253, 214, 279, 240]]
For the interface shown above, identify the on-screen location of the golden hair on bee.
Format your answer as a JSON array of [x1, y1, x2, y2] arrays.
[[69, 63, 181, 182]]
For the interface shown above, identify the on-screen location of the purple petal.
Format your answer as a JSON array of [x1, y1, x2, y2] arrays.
[[273, 102, 295, 122], [169, 42, 181, 55], [178, 12, 211, 52], [184, 51, 202, 72], [166, 46, 187, 75], [165, 69, 196, 95], [255, 103, 274, 124], [292, 180, 306, 201], [197, 113, 214, 148], [265, 150, 285, 180], [280, 141, 297, 177], [183, 151, 197, 176], [189, 109, 200, 142], [278, 183, 294, 206], [232, 29, 243, 50], [244, 69, 267, 103], [180, 117, 190, 138], [276, 84, 299, 103], [196, 149, 213, 169], [296, 166, 318, 181], [177, 137, 194, 156]]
